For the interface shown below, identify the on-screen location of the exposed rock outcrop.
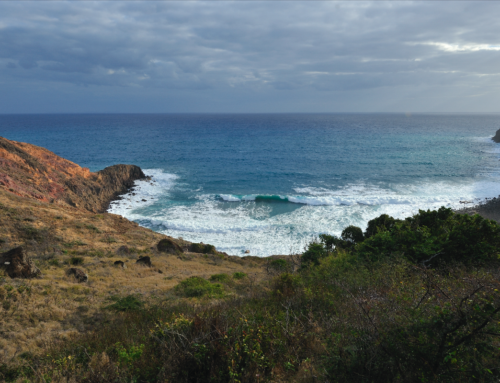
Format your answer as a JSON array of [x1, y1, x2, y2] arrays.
[[114, 260, 126, 269], [492, 129, 500, 143], [158, 238, 184, 254], [0, 247, 41, 278], [0, 136, 145, 213], [136, 256, 152, 267], [66, 268, 88, 282]]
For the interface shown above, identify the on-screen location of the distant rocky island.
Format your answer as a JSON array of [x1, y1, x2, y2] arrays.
[[492, 128, 500, 143]]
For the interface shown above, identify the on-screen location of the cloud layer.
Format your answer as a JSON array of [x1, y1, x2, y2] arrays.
[[0, 1, 499, 113]]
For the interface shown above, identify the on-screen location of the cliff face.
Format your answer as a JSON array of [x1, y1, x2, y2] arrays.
[[0, 136, 145, 213]]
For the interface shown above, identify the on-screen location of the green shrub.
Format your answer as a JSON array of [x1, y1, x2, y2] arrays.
[[232, 272, 247, 280], [357, 207, 500, 265], [364, 214, 400, 238], [106, 295, 144, 312], [301, 242, 326, 267], [84, 224, 101, 233], [209, 273, 230, 283], [189, 243, 217, 254], [340, 225, 364, 246], [267, 258, 290, 273], [175, 277, 224, 298], [272, 273, 301, 297], [69, 256, 84, 265]]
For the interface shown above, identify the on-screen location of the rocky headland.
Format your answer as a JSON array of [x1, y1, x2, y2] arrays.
[[492, 128, 500, 143], [0, 136, 145, 213]]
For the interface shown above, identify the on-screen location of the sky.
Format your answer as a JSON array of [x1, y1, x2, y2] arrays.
[[0, 1, 499, 113]]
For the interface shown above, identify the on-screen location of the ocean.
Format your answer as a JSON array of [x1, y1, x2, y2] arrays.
[[1, 113, 499, 256]]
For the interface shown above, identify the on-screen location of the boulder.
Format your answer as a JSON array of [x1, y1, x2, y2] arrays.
[[0, 247, 41, 279], [66, 267, 88, 283], [157, 239, 183, 254], [136, 256, 152, 267], [114, 260, 126, 269]]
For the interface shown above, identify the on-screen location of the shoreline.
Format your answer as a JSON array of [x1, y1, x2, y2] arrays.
[[454, 196, 500, 223]]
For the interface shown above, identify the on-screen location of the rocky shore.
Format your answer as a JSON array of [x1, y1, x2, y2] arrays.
[[455, 129, 500, 222]]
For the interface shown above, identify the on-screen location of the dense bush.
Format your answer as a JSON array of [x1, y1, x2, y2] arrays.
[[209, 273, 231, 283], [106, 295, 144, 312], [232, 272, 247, 280], [357, 208, 500, 265], [303, 208, 500, 267], [189, 242, 217, 254]]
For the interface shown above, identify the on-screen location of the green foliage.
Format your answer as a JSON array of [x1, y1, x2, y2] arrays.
[[209, 273, 231, 283], [272, 273, 301, 297], [69, 256, 84, 265], [189, 242, 217, 254], [115, 342, 145, 367], [364, 213, 401, 238], [84, 224, 101, 233], [106, 295, 144, 312], [357, 207, 500, 265], [340, 225, 364, 246], [48, 258, 60, 267], [175, 276, 224, 298], [267, 259, 291, 273], [300, 242, 327, 267], [232, 272, 247, 280]]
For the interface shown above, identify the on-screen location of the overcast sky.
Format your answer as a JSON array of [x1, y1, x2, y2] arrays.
[[0, 1, 499, 113]]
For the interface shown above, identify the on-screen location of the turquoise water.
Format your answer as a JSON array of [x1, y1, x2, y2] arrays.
[[1, 113, 499, 255]]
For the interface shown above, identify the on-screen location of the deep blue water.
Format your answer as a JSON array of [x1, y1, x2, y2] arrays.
[[1, 113, 500, 255]]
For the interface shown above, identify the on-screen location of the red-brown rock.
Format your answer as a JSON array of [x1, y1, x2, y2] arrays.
[[0, 136, 145, 213]]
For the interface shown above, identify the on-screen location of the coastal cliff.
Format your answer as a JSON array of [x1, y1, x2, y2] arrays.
[[0, 136, 145, 213]]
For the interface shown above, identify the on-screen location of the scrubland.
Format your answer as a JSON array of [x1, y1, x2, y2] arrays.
[[1, 188, 500, 382]]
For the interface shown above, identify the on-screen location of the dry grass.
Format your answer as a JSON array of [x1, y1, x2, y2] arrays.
[[0, 190, 268, 365]]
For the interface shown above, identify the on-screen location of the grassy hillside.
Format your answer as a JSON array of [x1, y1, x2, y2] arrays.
[[0, 190, 268, 374], [2, 205, 499, 382]]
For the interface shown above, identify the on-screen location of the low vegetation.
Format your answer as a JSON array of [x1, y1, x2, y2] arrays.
[[2, 206, 500, 382]]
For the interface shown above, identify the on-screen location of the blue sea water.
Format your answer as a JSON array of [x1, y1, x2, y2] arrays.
[[1, 113, 500, 256]]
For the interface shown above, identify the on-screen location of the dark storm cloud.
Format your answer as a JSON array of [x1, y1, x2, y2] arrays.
[[0, 1, 499, 112]]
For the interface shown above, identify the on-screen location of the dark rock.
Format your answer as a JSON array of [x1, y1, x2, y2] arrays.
[[157, 238, 183, 254], [157, 269, 163, 274], [0, 247, 41, 279], [141, 199, 147, 202], [65, 267, 88, 283], [136, 256, 152, 267], [114, 260, 126, 269], [493, 129, 500, 143], [116, 245, 130, 255]]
